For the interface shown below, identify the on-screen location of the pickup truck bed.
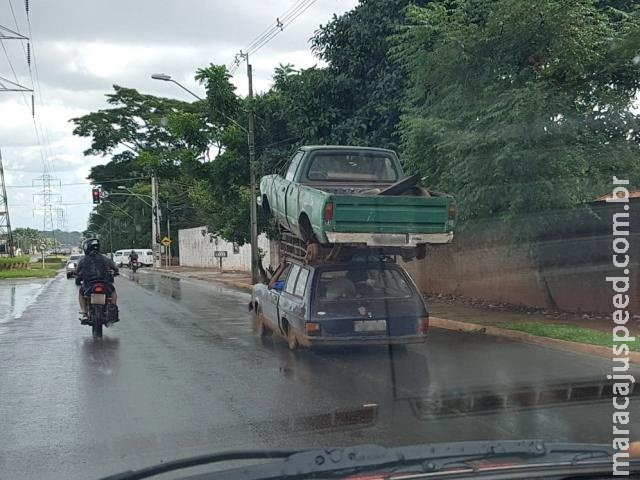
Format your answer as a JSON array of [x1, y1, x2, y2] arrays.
[[259, 146, 455, 258]]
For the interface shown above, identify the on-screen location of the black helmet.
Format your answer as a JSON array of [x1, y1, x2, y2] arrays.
[[83, 238, 100, 255]]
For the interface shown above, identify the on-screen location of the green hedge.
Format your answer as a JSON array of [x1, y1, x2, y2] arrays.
[[0, 256, 29, 265]]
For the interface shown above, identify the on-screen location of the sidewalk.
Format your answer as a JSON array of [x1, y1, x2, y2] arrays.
[[144, 267, 639, 363], [146, 266, 253, 291]]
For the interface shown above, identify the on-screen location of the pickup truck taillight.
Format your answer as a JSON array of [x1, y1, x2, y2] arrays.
[[323, 202, 334, 222], [448, 203, 457, 221]]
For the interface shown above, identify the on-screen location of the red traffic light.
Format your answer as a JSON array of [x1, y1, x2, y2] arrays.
[[92, 188, 101, 204]]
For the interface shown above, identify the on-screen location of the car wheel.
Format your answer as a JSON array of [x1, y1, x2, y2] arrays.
[[255, 306, 271, 337], [66, 273, 72, 279], [287, 326, 299, 351]]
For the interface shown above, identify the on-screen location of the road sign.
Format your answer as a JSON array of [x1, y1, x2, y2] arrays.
[[161, 237, 172, 247], [214, 251, 227, 258], [39, 243, 46, 251]]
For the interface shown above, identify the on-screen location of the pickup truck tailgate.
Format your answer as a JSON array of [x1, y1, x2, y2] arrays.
[[325, 194, 455, 245]]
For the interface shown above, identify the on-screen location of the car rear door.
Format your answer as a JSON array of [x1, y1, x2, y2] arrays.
[[278, 264, 311, 334], [260, 264, 291, 330]]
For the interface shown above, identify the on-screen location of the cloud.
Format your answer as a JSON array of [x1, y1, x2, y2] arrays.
[[0, 0, 359, 231]]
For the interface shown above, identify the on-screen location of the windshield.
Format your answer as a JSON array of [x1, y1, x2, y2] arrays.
[[2, 0, 639, 479], [306, 153, 398, 182]]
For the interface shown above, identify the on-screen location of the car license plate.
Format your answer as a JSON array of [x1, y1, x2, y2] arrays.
[[354, 320, 387, 332], [90, 293, 106, 305]]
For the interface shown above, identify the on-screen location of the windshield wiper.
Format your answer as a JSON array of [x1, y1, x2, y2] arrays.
[[100, 440, 629, 480], [101, 449, 301, 480]]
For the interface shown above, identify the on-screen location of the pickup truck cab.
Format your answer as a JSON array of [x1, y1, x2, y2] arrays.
[[251, 259, 429, 349], [259, 146, 455, 260]]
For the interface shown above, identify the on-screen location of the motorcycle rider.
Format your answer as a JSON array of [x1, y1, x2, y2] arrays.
[[128, 249, 139, 268], [76, 238, 119, 321]]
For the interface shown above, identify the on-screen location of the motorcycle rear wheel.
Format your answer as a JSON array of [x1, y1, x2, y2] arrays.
[[90, 309, 103, 338]]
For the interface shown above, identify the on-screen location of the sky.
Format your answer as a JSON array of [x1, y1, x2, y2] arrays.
[[0, 0, 359, 232]]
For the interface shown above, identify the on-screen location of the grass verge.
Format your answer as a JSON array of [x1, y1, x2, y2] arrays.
[[0, 268, 59, 279], [499, 321, 640, 352]]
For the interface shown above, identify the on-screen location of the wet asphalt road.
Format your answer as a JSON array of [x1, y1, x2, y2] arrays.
[[1, 271, 638, 479]]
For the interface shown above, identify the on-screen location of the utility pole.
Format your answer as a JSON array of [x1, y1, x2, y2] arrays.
[[242, 52, 259, 284], [0, 21, 33, 257], [0, 149, 13, 256], [33, 173, 60, 249], [151, 175, 161, 267], [166, 200, 171, 268]]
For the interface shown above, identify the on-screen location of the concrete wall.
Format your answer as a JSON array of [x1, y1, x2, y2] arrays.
[[178, 226, 270, 272], [402, 202, 640, 315]]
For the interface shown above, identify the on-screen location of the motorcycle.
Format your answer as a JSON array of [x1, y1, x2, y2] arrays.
[[82, 272, 120, 338], [130, 258, 139, 272]]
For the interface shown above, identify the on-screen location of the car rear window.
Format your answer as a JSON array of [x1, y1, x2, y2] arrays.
[[306, 153, 398, 182], [69, 255, 81, 261], [316, 267, 414, 301]]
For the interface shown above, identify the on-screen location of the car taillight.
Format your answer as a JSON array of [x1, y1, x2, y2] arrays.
[[94, 285, 104, 293], [419, 316, 429, 334], [305, 322, 321, 335], [323, 202, 334, 223], [448, 203, 457, 221]]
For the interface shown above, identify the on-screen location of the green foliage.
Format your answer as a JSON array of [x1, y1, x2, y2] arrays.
[[500, 321, 640, 351], [0, 256, 29, 265], [395, 0, 640, 230], [0, 268, 58, 279], [73, 0, 640, 247]]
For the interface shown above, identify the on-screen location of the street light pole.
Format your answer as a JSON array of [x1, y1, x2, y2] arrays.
[[151, 176, 160, 268], [243, 55, 259, 284], [151, 71, 259, 283]]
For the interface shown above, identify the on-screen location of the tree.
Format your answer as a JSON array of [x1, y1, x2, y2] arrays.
[[12, 228, 42, 253], [395, 0, 640, 228]]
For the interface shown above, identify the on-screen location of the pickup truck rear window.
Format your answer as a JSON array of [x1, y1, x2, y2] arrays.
[[316, 267, 413, 301], [306, 153, 398, 182]]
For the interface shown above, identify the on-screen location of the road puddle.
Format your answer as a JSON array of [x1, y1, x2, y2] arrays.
[[0, 279, 49, 324]]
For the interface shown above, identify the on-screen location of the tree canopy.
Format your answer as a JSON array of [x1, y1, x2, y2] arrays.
[[74, 0, 640, 247]]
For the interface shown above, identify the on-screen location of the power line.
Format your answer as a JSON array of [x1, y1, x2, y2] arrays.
[[6, 176, 152, 188], [230, 0, 319, 74]]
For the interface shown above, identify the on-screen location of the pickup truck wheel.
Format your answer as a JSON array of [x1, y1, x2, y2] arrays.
[[306, 243, 320, 263], [287, 327, 299, 351]]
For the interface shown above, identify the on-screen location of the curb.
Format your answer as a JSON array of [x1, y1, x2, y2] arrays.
[[430, 316, 640, 364]]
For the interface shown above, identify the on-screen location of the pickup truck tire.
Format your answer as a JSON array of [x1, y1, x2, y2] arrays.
[[298, 214, 314, 244]]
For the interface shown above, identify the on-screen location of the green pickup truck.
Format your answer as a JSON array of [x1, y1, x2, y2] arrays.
[[259, 146, 456, 259]]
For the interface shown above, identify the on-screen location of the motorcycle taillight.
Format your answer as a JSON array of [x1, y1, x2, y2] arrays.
[[94, 285, 104, 293]]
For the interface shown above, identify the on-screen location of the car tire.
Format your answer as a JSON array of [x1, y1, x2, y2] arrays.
[[287, 326, 299, 351], [255, 306, 271, 337], [66, 273, 72, 279]]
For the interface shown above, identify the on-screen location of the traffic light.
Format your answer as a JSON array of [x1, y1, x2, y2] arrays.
[[92, 187, 101, 204]]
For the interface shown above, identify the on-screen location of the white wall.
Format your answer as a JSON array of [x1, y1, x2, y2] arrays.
[[178, 226, 271, 271]]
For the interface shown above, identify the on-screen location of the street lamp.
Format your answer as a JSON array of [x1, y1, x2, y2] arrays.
[[151, 72, 259, 284]]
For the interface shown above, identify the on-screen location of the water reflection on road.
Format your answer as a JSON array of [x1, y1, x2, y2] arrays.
[[0, 278, 49, 325]]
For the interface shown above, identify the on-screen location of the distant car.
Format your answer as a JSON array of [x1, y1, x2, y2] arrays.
[[65, 254, 84, 279], [251, 259, 429, 350]]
